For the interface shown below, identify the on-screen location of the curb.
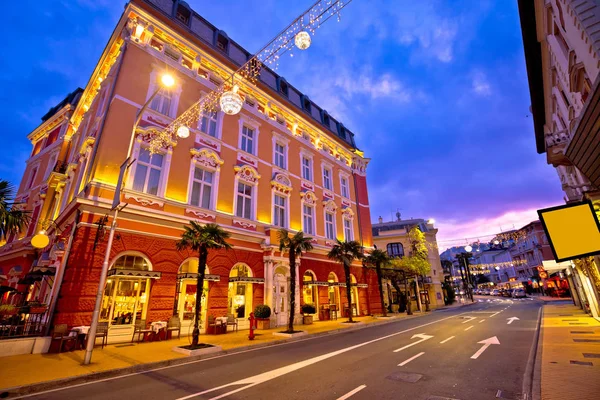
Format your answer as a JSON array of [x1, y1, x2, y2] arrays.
[[2, 313, 425, 398], [522, 303, 543, 400]]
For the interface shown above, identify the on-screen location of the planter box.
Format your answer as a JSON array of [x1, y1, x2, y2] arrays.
[[303, 315, 313, 325], [172, 344, 222, 357], [256, 318, 270, 330]]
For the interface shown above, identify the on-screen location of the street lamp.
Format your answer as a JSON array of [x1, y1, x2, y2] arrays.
[[83, 72, 175, 365]]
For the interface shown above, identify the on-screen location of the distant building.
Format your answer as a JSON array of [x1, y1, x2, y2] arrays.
[[509, 221, 554, 281], [471, 247, 514, 285], [372, 216, 444, 310]]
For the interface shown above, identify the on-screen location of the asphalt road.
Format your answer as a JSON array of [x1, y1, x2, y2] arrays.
[[20, 297, 541, 400]]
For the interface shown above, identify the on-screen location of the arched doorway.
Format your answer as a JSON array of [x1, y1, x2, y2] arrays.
[[327, 272, 340, 312], [100, 253, 154, 327], [177, 258, 209, 334], [349, 274, 359, 317], [228, 263, 253, 329], [273, 265, 288, 327]]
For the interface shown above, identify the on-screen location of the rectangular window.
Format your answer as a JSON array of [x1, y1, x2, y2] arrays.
[[274, 143, 286, 169], [199, 111, 218, 137], [149, 89, 172, 116], [343, 218, 353, 241], [325, 212, 335, 240], [273, 194, 287, 228], [323, 168, 332, 190], [340, 176, 349, 198], [302, 156, 312, 181], [132, 148, 164, 195], [241, 126, 255, 154], [303, 204, 314, 235], [27, 167, 38, 189], [235, 182, 253, 219], [190, 167, 213, 209]]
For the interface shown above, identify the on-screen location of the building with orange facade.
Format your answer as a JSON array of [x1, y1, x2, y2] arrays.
[[0, 0, 378, 345]]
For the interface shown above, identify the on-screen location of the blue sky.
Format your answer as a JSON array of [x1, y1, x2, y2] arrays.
[[0, 0, 564, 247]]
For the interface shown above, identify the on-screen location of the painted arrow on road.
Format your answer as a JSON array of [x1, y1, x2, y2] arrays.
[[506, 317, 520, 325], [461, 316, 477, 324], [471, 336, 500, 359], [393, 333, 433, 353]]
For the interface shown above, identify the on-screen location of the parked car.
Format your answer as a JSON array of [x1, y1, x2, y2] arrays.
[[491, 289, 500, 296], [513, 289, 527, 298], [502, 289, 514, 298], [482, 289, 490, 295], [475, 289, 482, 295]]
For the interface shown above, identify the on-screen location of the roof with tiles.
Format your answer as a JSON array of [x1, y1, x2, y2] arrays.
[[41, 88, 84, 122], [371, 218, 431, 236]]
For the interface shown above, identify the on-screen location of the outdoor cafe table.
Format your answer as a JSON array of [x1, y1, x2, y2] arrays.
[[212, 317, 228, 334], [149, 321, 167, 341], [70, 326, 91, 350]]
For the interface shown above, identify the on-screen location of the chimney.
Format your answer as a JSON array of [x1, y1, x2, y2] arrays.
[[378, 216, 383, 224]]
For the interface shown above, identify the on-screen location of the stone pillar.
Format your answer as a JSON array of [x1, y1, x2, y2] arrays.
[[264, 260, 274, 315]]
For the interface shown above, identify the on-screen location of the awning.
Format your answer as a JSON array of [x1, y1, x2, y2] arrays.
[[228, 277, 265, 284], [107, 269, 162, 279], [302, 281, 368, 288], [542, 260, 571, 274], [303, 281, 330, 287], [177, 273, 220, 282], [0, 285, 17, 294]]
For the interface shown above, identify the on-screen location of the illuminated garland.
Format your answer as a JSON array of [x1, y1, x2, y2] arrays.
[[147, 0, 353, 153], [470, 259, 528, 270]]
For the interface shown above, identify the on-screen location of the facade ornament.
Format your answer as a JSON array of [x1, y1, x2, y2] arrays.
[[190, 147, 223, 169], [323, 199, 337, 213], [185, 208, 216, 221], [234, 164, 261, 184], [342, 207, 355, 220], [300, 191, 317, 205], [135, 128, 176, 151], [351, 155, 370, 176], [271, 173, 292, 194], [124, 193, 164, 207]]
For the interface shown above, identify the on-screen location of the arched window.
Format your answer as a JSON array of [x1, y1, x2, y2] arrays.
[[327, 272, 340, 310], [101, 253, 152, 326], [177, 258, 210, 327], [387, 243, 404, 258], [228, 263, 253, 319], [303, 271, 318, 307]]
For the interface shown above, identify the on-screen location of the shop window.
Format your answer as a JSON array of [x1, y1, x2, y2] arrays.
[[100, 254, 151, 326], [177, 259, 209, 327], [303, 271, 318, 306], [349, 274, 359, 316], [132, 147, 164, 196], [228, 264, 253, 319], [327, 272, 339, 309]]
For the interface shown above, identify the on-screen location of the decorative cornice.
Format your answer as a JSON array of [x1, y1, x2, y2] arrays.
[[271, 173, 292, 195], [342, 207, 355, 220], [234, 164, 261, 184], [323, 199, 337, 213], [190, 147, 223, 169], [233, 219, 257, 231], [300, 191, 317, 205], [124, 192, 164, 207], [185, 208, 217, 221]]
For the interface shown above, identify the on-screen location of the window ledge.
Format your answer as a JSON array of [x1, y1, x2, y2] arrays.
[[233, 219, 257, 231], [185, 207, 217, 221], [124, 191, 164, 208]]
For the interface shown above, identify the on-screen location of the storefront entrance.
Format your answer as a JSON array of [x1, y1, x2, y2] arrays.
[[176, 259, 219, 335], [274, 267, 288, 327]]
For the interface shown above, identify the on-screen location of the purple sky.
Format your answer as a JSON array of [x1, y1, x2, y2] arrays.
[[0, 0, 564, 248]]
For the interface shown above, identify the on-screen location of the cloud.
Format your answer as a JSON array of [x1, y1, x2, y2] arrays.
[[335, 71, 413, 102], [472, 71, 492, 96]]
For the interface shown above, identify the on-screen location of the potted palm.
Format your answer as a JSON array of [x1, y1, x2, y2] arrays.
[[327, 240, 364, 323], [301, 304, 316, 325], [254, 304, 271, 330]]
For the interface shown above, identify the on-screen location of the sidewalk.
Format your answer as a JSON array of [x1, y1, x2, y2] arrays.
[[0, 314, 416, 392], [539, 302, 600, 400]]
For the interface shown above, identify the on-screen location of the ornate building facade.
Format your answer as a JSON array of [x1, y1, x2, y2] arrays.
[[0, 0, 377, 344], [519, 0, 600, 317]]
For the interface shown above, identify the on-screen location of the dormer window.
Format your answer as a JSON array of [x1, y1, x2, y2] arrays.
[[323, 113, 330, 127], [216, 34, 228, 52], [176, 5, 190, 25], [303, 98, 311, 112], [279, 80, 289, 97]]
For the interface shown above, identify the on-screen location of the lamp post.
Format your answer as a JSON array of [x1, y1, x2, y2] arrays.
[[461, 245, 474, 302], [83, 73, 175, 365]]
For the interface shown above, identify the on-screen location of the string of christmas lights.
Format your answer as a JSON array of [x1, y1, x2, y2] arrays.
[[147, 0, 353, 153]]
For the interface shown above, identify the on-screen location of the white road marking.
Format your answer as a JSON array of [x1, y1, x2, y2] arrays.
[[464, 325, 474, 331], [393, 333, 433, 352], [471, 336, 501, 359], [507, 317, 520, 325], [479, 319, 485, 323], [336, 385, 367, 400], [398, 352, 425, 366], [174, 313, 468, 400], [440, 336, 455, 344], [490, 311, 502, 317], [461, 316, 476, 324]]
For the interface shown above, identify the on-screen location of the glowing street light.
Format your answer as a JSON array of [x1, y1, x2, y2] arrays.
[[295, 31, 311, 50], [161, 73, 175, 88], [176, 125, 190, 139], [465, 245, 473, 252]]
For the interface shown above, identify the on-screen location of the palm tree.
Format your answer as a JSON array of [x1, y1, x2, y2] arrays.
[[327, 240, 364, 322], [176, 222, 232, 346], [278, 229, 313, 333], [364, 249, 390, 317], [0, 180, 30, 241]]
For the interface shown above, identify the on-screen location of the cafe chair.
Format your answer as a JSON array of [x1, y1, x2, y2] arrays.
[[96, 322, 109, 349], [132, 319, 152, 343], [166, 316, 181, 340], [226, 314, 238, 332], [52, 324, 77, 352], [330, 304, 338, 320]]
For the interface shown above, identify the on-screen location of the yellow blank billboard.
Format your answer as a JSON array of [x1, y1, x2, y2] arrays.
[[538, 201, 600, 262]]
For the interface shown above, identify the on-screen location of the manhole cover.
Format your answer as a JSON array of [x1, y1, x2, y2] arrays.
[[583, 353, 600, 358], [570, 360, 593, 366], [570, 331, 594, 334], [573, 339, 600, 343], [386, 371, 423, 383]]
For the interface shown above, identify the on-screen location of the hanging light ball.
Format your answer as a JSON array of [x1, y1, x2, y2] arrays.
[[176, 125, 190, 139], [493, 240, 500, 245], [464, 245, 473, 252], [220, 85, 243, 115], [295, 31, 311, 50]]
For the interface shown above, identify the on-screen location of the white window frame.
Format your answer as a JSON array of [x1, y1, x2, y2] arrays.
[[300, 150, 314, 182], [271, 132, 290, 171], [145, 69, 182, 118], [197, 94, 224, 139], [272, 192, 289, 228], [26, 165, 39, 190], [325, 211, 336, 240], [44, 152, 59, 180], [127, 138, 172, 198], [339, 173, 350, 198], [238, 115, 260, 156], [321, 162, 333, 191], [343, 217, 354, 241], [302, 203, 315, 235], [232, 166, 260, 221], [187, 164, 218, 210]]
